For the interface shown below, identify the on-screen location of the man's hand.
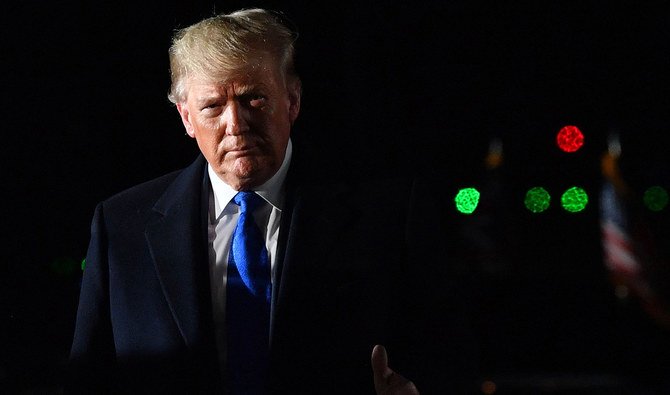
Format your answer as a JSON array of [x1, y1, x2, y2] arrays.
[[371, 345, 420, 395]]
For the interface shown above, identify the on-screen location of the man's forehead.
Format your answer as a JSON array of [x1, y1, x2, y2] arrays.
[[187, 79, 268, 99], [186, 63, 282, 98]]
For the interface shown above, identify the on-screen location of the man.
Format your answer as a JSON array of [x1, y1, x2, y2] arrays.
[[69, 8, 475, 394]]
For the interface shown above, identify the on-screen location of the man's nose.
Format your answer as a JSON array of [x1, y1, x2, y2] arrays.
[[223, 101, 249, 135]]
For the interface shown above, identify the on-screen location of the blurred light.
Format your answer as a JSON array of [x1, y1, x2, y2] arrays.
[[607, 133, 621, 158], [561, 186, 589, 212], [485, 138, 503, 169], [81, 258, 86, 271], [556, 125, 584, 153], [455, 188, 480, 214], [524, 187, 551, 213], [481, 380, 497, 394], [643, 186, 668, 212]]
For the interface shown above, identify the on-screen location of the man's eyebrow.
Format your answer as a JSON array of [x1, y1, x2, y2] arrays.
[[234, 85, 255, 95], [192, 83, 268, 103], [194, 93, 224, 104], [235, 83, 269, 95]]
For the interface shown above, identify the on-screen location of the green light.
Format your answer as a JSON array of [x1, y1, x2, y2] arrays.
[[525, 187, 551, 213], [81, 258, 86, 271], [643, 186, 669, 212], [455, 188, 480, 214], [561, 186, 589, 212]]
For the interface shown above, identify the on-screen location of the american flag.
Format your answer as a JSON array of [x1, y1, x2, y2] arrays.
[[600, 181, 640, 278], [600, 134, 670, 327]]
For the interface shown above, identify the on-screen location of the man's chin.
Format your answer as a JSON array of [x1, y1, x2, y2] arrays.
[[224, 163, 274, 190]]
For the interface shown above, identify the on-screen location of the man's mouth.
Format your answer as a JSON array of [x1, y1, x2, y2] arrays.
[[228, 145, 259, 155]]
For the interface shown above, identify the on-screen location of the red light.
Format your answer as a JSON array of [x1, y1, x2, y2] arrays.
[[556, 125, 584, 153]]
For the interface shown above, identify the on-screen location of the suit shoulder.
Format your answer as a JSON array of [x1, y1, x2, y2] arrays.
[[96, 169, 187, 224], [105, 170, 181, 205], [94, 156, 207, 222]]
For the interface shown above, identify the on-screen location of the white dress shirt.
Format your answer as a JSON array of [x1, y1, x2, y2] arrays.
[[207, 139, 292, 371]]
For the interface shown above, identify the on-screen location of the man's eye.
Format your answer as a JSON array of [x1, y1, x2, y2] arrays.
[[247, 95, 266, 108]]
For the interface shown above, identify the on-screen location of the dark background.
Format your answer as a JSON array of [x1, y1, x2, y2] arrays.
[[3, 1, 670, 393]]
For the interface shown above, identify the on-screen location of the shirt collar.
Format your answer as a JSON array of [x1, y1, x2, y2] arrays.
[[208, 139, 292, 220]]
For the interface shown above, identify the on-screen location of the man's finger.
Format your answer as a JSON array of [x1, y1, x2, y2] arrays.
[[372, 344, 391, 390], [371, 345, 421, 395]]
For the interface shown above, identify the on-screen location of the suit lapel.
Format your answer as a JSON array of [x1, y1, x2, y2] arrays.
[[145, 156, 211, 350]]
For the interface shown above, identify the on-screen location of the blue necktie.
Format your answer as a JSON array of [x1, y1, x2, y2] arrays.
[[226, 191, 271, 394]]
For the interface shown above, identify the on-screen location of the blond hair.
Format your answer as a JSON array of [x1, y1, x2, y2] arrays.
[[167, 8, 298, 104]]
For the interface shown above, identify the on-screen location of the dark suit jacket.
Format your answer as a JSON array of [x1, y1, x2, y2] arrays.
[[69, 154, 477, 394]]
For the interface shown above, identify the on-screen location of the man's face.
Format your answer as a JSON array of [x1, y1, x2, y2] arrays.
[[177, 57, 301, 190]]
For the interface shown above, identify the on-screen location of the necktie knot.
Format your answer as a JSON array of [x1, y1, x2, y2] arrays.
[[233, 191, 265, 213]]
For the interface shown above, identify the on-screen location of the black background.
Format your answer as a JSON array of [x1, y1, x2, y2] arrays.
[[3, 1, 670, 393]]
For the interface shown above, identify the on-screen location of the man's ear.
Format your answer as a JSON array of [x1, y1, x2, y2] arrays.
[[288, 79, 301, 125], [176, 102, 196, 138]]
